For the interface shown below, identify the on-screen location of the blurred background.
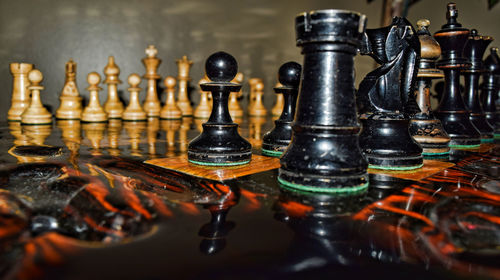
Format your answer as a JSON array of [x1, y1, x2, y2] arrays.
[[0, 0, 499, 121]]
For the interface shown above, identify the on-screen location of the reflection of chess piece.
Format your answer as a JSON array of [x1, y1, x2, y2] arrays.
[[199, 208, 236, 255], [248, 78, 262, 109], [271, 82, 284, 118], [82, 123, 106, 155], [147, 117, 160, 157], [82, 72, 107, 123], [10, 124, 55, 163], [179, 117, 192, 153], [194, 76, 212, 119], [142, 45, 162, 117], [409, 19, 450, 156], [8, 63, 33, 121], [123, 74, 147, 121], [56, 59, 83, 120], [124, 121, 146, 157], [228, 73, 244, 119], [103, 56, 124, 119], [57, 120, 81, 168], [248, 81, 267, 117], [161, 120, 181, 156], [160, 76, 182, 120], [248, 116, 266, 148], [107, 119, 122, 156], [23, 124, 52, 146], [176, 56, 193, 116], [21, 69, 52, 125], [9, 122, 30, 146]]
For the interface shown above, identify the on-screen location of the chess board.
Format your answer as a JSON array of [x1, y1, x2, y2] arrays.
[[1, 117, 499, 279]]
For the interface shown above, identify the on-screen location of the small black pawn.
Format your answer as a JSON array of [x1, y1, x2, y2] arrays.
[[279, 9, 368, 193], [188, 52, 252, 166], [262, 61, 301, 157], [433, 3, 481, 148], [462, 29, 494, 143], [481, 47, 500, 139]]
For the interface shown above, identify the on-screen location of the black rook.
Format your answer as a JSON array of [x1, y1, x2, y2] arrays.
[[278, 10, 368, 194]]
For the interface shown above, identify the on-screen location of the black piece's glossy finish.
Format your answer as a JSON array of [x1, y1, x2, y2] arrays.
[[462, 29, 494, 142], [278, 9, 368, 192], [261, 62, 301, 157], [357, 17, 423, 169], [434, 3, 481, 147], [481, 47, 500, 137], [188, 52, 251, 165]]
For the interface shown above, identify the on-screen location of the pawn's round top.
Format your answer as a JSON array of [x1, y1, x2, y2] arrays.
[[278, 62, 301, 88], [205, 52, 238, 83], [87, 72, 101, 86], [164, 76, 176, 89], [28, 69, 43, 85], [128, 73, 141, 87], [255, 81, 264, 91]]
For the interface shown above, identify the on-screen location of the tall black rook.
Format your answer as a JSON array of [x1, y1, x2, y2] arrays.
[[278, 10, 368, 194]]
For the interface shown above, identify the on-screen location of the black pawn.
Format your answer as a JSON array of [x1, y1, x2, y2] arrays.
[[262, 61, 301, 157], [462, 29, 494, 143], [481, 47, 500, 139], [279, 10, 368, 193], [434, 3, 481, 148], [188, 52, 252, 166]]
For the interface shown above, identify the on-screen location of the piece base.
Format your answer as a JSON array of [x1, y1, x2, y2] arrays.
[[188, 159, 250, 167], [261, 148, 283, 157], [368, 163, 424, 171], [278, 176, 369, 194]]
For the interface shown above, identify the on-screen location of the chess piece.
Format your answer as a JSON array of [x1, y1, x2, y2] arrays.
[[22, 124, 52, 146], [194, 76, 212, 119], [434, 3, 481, 148], [123, 74, 147, 121], [188, 52, 252, 166], [228, 73, 244, 119], [147, 117, 160, 157], [8, 63, 33, 121], [82, 72, 108, 123], [107, 119, 122, 156], [176, 56, 193, 116], [272, 82, 285, 118], [160, 76, 182, 120], [248, 78, 262, 109], [248, 116, 266, 148], [199, 207, 235, 255], [9, 122, 29, 146], [21, 69, 52, 125], [56, 59, 83, 120], [57, 120, 81, 168], [248, 81, 267, 117], [279, 10, 368, 192], [357, 17, 423, 170], [103, 56, 124, 119], [142, 45, 162, 117], [124, 121, 146, 157], [262, 62, 301, 157], [409, 19, 451, 156], [82, 123, 106, 155], [463, 29, 494, 143], [482, 47, 500, 138], [161, 120, 181, 156]]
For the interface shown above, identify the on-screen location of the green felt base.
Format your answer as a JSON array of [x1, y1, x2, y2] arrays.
[[449, 144, 480, 149], [277, 177, 369, 194], [188, 159, 250, 166], [422, 151, 450, 156], [261, 149, 283, 157], [481, 138, 494, 143], [495, 134, 500, 139], [368, 163, 424, 171]]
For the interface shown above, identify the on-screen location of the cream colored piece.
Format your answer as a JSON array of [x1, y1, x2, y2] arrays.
[[56, 59, 83, 119], [21, 69, 52, 125], [82, 72, 107, 123], [123, 74, 147, 121], [103, 56, 124, 119], [229, 72, 244, 119], [272, 82, 284, 117], [160, 76, 182, 120], [249, 80, 267, 117], [142, 45, 162, 117], [194, 76, 211, 119], [176, 55, 193, 116], [8, 63, 33, 121]]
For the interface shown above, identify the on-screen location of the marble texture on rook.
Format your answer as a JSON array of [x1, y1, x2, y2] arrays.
[[142, 45, 162, 117], [357, 17, 423, 169], [462, 29, 494, 142], [279, 10, 368, 192], [82, 72, 107, 123], [188, 51, 251, 166], [176, 56, 193, 116], [103, 56, 124, 119], [262, 61, 301, 157], [433, 3, 481, 148], [160, 76, 182, 120], [56, 59, 82, 120], [8, 63, 33, 121], [123, 74, 147, 121], [21, 69, 52, 125], [409, 19, 450, 156], [481, 47, 500, 137]]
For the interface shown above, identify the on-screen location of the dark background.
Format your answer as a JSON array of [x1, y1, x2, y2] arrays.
[[1, 0, 499, 120]]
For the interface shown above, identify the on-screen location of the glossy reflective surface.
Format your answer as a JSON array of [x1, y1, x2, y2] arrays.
[[0, 118, 499, 279]]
